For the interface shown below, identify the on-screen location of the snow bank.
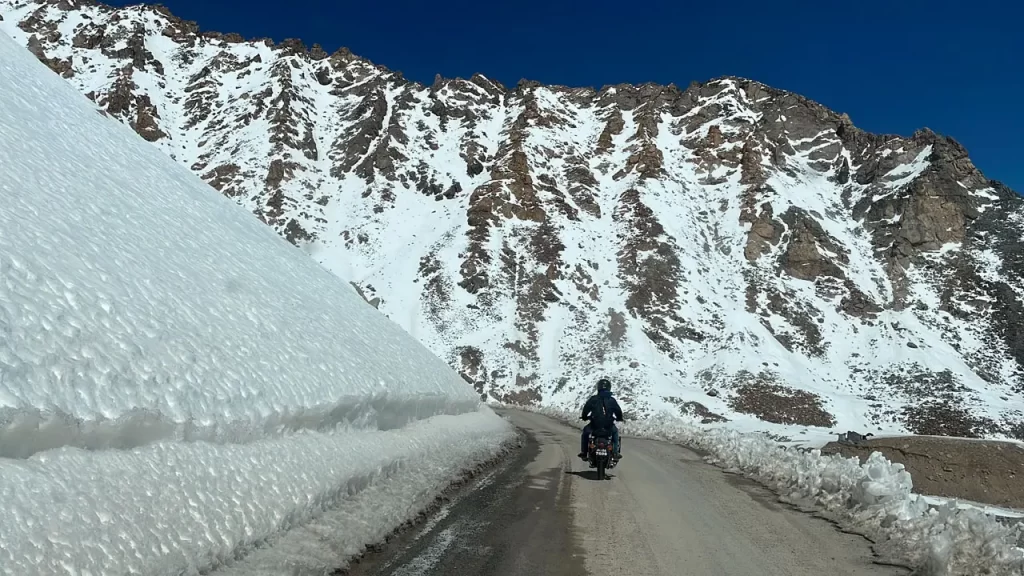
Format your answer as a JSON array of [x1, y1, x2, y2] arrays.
[[524, 405, 1024, 576], [0, 37, 480, 452], [0, 31, 512, 575], [1, 409, 509, 575]]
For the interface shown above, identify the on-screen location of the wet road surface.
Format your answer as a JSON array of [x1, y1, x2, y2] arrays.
[[344, 409, 908, 576]]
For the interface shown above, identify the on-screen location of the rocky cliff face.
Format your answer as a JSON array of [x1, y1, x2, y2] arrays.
[[4, 0, 1022, 439]]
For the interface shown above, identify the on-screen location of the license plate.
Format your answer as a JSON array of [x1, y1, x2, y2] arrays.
[[596, 449, 607, 455]]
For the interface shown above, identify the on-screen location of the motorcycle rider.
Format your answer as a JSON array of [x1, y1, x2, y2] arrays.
[[579, 377, 624, 461]]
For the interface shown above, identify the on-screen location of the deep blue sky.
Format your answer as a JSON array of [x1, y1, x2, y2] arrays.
[[120, 0, 1021, 192]]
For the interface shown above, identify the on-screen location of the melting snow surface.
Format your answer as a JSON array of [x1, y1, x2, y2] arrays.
[[0, 32, 512, 575]]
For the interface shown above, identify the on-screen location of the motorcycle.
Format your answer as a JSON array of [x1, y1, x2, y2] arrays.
[[586, 431, 617, 480]]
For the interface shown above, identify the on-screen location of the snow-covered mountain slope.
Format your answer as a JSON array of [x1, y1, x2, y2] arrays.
[[2, 0, 1021, 441], [0, 29, 511, 576]]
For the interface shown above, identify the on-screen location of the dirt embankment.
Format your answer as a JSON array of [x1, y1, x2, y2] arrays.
[[821, 435, 1024, 510]]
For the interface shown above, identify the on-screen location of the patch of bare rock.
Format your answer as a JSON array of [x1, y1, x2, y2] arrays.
[[822, 435, 1024, 510]]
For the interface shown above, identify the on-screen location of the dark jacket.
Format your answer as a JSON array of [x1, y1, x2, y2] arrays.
[[581, 389, 623, 432]]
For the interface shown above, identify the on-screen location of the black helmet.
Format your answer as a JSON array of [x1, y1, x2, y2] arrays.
[[597, 378, 612, 392]]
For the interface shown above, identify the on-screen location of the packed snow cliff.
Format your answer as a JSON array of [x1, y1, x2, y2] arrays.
[[1, 0, 1022, 442], [0, 29, 512, 576]]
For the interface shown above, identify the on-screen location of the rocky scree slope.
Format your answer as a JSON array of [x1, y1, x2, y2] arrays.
[[3, 0, 1022, 440]]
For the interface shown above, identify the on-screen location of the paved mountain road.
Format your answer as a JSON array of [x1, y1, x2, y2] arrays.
[[343, 410, 908, 576]]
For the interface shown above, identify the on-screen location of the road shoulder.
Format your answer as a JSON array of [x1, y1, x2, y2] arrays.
[[338, 422, 585, 576]]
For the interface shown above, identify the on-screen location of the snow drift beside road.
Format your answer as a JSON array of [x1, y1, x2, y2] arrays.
[[525, 405, 1024, 576], [0, 31, 512, 576]]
